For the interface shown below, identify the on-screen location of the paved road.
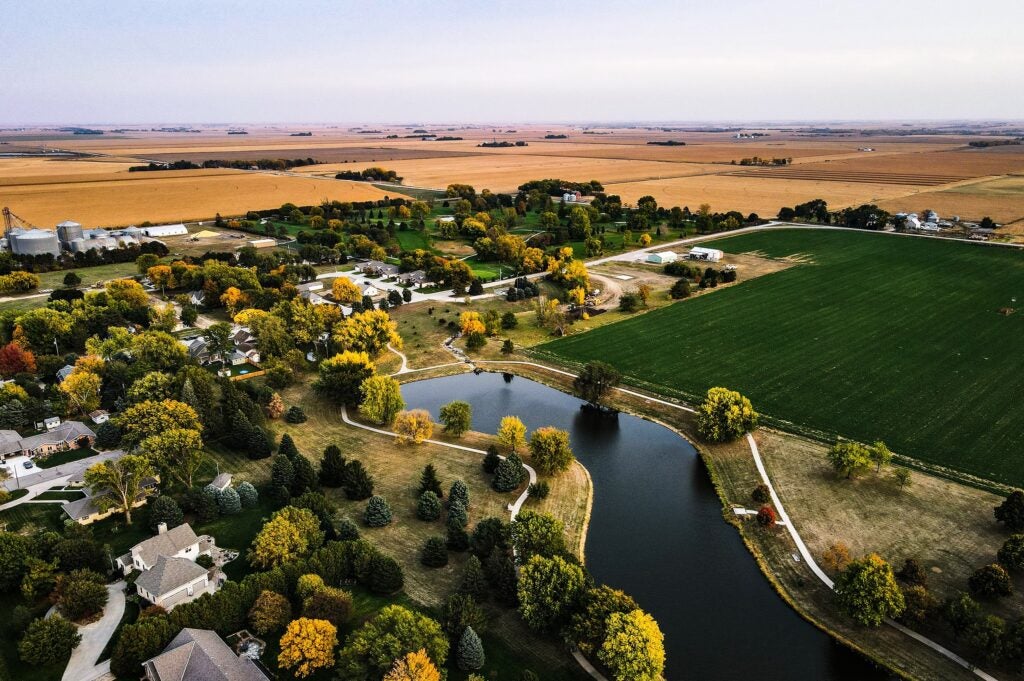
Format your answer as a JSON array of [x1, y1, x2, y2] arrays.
[[61, 581, 126, 681], [3, 449, 123, 493]]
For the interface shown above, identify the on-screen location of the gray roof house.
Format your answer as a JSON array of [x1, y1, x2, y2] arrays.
[[116, 523, 219, 610], [143, 628, 269, 681], [0, 421, 96, 460], [56, 365, 75, 382]]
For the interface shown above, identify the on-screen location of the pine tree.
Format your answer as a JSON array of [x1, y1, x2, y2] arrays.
[[271, 455, 295, 491], [180, 378, 202, 422], [336, 517, 360, 541], [457, 626, 485, 671], [364, 496, 392, 527], [344, 460, 374, 500], [447, 526, 470, 552], [278, 434, 299, 460], [231, 409, 254, 447], [485, 552, 519, 606], [492, 453, 527, 492], [291, 455, 318, 496], [449, 480, 470, 509], [418, 464, 444, 498], [270, 484, 291, 507], [482, 445, 501, 474], [218, 486, 242, 514], [237, 481, 259, 508], [447, 500, 468, 530], [417, 491, 442, 521], [421, 537, 449, 567], [459, 555, 489, 602], [319, 445, 347, 487]]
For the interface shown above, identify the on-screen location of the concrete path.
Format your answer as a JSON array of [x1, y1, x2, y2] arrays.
[[3, 449, 123, 492], [61, 581, 126, 681], [387, 344, 409, 374]]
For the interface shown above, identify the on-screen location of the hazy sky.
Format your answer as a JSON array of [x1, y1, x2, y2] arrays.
[[3, 0, 1022, 124]]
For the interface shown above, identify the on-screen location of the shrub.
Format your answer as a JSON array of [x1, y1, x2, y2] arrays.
[[364, 496, 392, 527], [751, 483, 770, 504], [969, 564, 1012, 599], [417, 491, 442, 521], [237, 481, 259, 508], [285, 406, 308, 423], [669, 278, 691, 299], [336, 517, 360, 541], [501, 312, 518, 329], [756, 505, 776, 528], [528, 481, 550, 499], [996, 490, 1024, 531], [218, 486, 242, 515], [896, 558, 928, 586], [618, 293, 640, 312], [18, 616, 80, 665], [457, 626, 486, 671], [999, 534, 1024, 571], [421, 537, 449, 567], [196, 554, 214, 569], [297, 573, 327, 599], [369, 554, 404, 594]]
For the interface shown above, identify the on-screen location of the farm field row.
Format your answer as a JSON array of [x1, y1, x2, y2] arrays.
[[879, 175, 1024, 225], [538, 228, 1024, 486]]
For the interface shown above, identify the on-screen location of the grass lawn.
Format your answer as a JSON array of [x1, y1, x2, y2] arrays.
[[38, 447, 99, 469], [35, 261, 141, 290], [395, 228, 432, 252], [539, 228, 1024, 486], [34, 489, 86, 501]]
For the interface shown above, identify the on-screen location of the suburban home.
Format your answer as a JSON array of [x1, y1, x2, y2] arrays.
[[0, 420, 96, 461], [143, 628, 270, 681], [42, 416, 62, 431], [295, 281, 324, 294], [181, 325, 261, 367], [398, 269, 427, 287], [117, 522, 218, 610], [357, 260, 400, 278], [89, 409, 110, 425], [362, 285, 380, 298], [646, 251, 678, 264], [61, 475, 158, 525], [688, 246, 724, 263], [299, 287, 337, 307]]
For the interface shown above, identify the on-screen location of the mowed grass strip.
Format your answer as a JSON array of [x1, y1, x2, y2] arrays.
[[539, 229, 1024, 485]]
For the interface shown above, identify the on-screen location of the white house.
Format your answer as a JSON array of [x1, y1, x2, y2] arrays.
[[117, 523, 218, 610], [362, 285, 380, 297], [248, 238, 277, 249], [688, 246, 723, 263], [646, 251, 678, 264], [89, 409, 110, 425]]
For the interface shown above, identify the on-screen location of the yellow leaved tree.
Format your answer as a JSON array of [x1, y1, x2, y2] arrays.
[[332, 277, 362, 304], [394, 410, 434, 444], [278, 617, 338, 678], [383, 649, 441, 681]]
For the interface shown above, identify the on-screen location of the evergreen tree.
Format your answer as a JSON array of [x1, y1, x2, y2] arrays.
[[270, 484, 291, 507], [447, 500, 468, 530], [246, 422, 272, 459], [148, 496, 184, 531], [291, 454, 318, 496], [492, 453, 527, 492], [336, 517, 360, 541], [343, 460, 374, 500], [457, 626, 485, 671], [449, 480, 470, 509], [421, 537, 449, 567], [319, 445, 347, 487], [364, 496, 392, 527], [237, 481, 259, 508], [369, 554, 404, 594], [218, 486, 242, 514], [179, 378, 202, 423], [447, 526, 470, 552], [271, 455, 295, 491], [278, 433, 299, 460], [285, 406, 307, 423], [485, 552, 519, 606], [459, 555, 489, 601], [482, 445, 500, 474], [94, 420, 121, 449], [417, 491, 442, 521], [441, 593, 487, 642], [418, 464, 444, 498]]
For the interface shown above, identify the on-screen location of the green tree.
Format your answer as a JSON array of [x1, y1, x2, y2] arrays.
[[138, 427, 205, 488], [573, 361, 621, 407], [148, 496, 184, 531], [995, 490, 1024, 531], [511, 510, 566, 561], [82, 454, 156, 525], [669, 278, 691, 299], [237, 481, 259, 507], [528, 426, 574, 476], [869, 440, 893, 472], [695, 387, 758, 442], [63, 271, 82, 287], [942, 591, 981, 637], [364, 496, 392, 527], [892, 467, 913, 490], [336, 605, 448, 680], [459, 555, 489, 602], [597, 609, 665, 681], [569, 585, 640, 654], [482, 445, 500, 474], [834, 553, 905, 626], [319, 445, 347, 487], [826, 441, 872, 479], [18, 616, 80, 665], [440, 593, 487, 642], [969, 564, 1013, 599], [999, 534, 1024, 571], [314, 351, 375, 404], [492, 453, 528, 492], [20, 557, 58, 602], [419, 464, 444, 498], [56, 570, 108, 621], [449, 479, 469, 509], [966, 614, 1006, 663], [457, 625, 485, 671], [517, 555, 586, 631], [303, 586, 352, 628], [440, 400, 472, 437], [417, 491, 442, 521], [248, 590, 292, 635], [218, 486, 242, 514], [360, 375, 405, 425], [421, 537, 449, 567], [343, 460, 375, 500]]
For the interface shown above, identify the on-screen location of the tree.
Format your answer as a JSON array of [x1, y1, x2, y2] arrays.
[[417, 491, 442, 521], [148, 496, 184, 532], [20, 557, 57, 602], [569, 586, 640, 654], [942, 591, 981, 637], [511, 510, 566, 560], [501, 311, 518, 329], [995, 490, 1024, 531], [364, 495, 392, 527], [336, 605, 448, 680], [218, 486, 242, 515], [319, 445, 347, 487], [421, 537, 449, 567], [271, 455, 295, 495], [334, 309, 402, 357], [266, 392, 285, 419], [457, 626, 485, 671], [248, 506, 324, 568], [669, 278, 691, 299], [999, 534, 1024, 571], [395, 409, 433, 444], [449, 479, 469, 509], [63, 271, 82, 287], [249, 590, 292, 635], [18, 616, 80, 665], [892, 467, 913, 490], [286, 406, 308, 423], [59, 369, 102, 416], [237, 481, 258, 507], [899, 585, 937, 626], [343, 460, 375, 500], [528, 427, 574, 475], [597, 609, 665, 681], [501, 339, 514, 354], [303, 586, 352, 628], [492, 453, 528, 492], [834, 553, 905, 626], [756, 505, 776, 528], [278, 617, 337, 678], [518, 554, 586, 631], [460, 555, 489, 602], [332, 277, 362, 304], [139, 428, 205, 488], [314, 351, 375, 404], [117, 399, 201, 449], [0, 342, 36, 377], [82, 454, 156, 525], [695, 387, 758, 442], [966, 614, 1006, 663], [440, 401, 472, 437], [820, 542, 852, 573], [751, 483, 771, 504], [384, 649, 441, 681], [482, 446, 500, 474], [418, 464, 444, 498], [868, 440, 892, 472], [969, 564, 1013, 599], [446, 500, 468, 531], [826, 441, 872, 479], [573, 361, 621, 407], [180, 304, 198, 327], [897, 558, 928, 587], [297, 573, 326, 599], [497, 415, 527, 452], [360, 375, 405, 425]]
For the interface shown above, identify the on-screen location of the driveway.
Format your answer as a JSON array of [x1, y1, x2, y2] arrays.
[[3, 449, 123, 492], [61, 581, 126, 681]]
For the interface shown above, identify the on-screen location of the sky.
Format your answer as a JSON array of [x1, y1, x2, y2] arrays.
[[2, 0, 1023, 124]]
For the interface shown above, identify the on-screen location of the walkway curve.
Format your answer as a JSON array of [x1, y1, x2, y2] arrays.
[[387, 344, 410, 374], [61, 580, 126, 681]]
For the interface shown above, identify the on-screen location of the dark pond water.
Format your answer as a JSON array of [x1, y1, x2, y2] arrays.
[[401, 371, 888, 681]]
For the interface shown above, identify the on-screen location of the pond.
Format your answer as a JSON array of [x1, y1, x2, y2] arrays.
[[401, 371, 888, 681]]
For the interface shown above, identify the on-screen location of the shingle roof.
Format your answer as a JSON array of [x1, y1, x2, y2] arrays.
[[62, 496, 101, 521], [145, 628, 269, 681], [0, 430, 22, 457], [131, 523, 198, 567], [19, 420, 95, 451], [135, 555, 207, 598]]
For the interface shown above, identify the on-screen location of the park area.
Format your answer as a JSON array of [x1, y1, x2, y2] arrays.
[[538, 228, 1024, 486]]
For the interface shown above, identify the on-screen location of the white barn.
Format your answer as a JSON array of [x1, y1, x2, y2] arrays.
[[688, 247, 723, 263], [646, 251, 678, 264], [142, 224, 188, 237]]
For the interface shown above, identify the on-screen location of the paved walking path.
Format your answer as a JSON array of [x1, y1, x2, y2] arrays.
[[61, 581, 125, 681]]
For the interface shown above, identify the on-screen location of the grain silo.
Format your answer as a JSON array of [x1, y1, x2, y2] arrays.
[[56, 220, 83, 245], [8, 228, 61, 256]]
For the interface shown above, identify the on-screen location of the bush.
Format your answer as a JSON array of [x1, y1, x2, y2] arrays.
[[56, 570, 108, 621], [336, 517, 360, 540], [618, 293, 640, 312], [196, 554, 214, 569], [296, 573, 326, 599], [501, 312, 518, 329], [969, 564, 1012, 599], [218, 486, 242, 515], [756, 505, 776, 528], [417, 491, 442, 521], [369, 554, 404, 594], [482, 445, 500, 474], [421, 537, 449, 567], [18, 616, 80, 665], [897, 558, 928, 587], [148, 496, 184, 531], [237, 481, 259, 508], [364, 496, 392, 527], [528, 481, 550, 499], [996, 490, 1024, 531], [669, 278, 691, 299], [457, 625, 486, 671], [751, 483, 770, 504], [285, 406, 308, 423]]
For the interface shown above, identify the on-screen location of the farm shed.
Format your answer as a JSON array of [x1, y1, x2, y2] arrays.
[[248, 238, 277, 248], [646, 251, 678, 264], [142, 223, 188, 237], [688, 247, 723, 262]]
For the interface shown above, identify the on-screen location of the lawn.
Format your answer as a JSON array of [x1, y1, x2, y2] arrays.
[[38, 446, 99, 469], [538, 229, 1024, 486], [0, 502, 64, 533], [394, 228, 432, 252]]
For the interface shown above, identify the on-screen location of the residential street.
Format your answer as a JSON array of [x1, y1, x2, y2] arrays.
[[2, 449, 123, 495]]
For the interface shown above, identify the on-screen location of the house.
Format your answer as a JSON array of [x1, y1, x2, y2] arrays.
[[62, 478, 158, 525], [117, 522, 218, 610], [143, 628, 270, 681], [646, 251, 677, 264], [210, 473, 233, 491], [299, 288, 336, 306], [0, 420, 96, 461], [398, 270, 427, 287], [89, 409, 110, 425], [56, 365, 74, 382], [295, 281, 324, 294], [181, 325, 260, 367], [362, 285, 380, 297], [248, 238, 277, 248], [358, 260, 400, 278], [688, 247, 723, 263], [43, 416, 62, 431]]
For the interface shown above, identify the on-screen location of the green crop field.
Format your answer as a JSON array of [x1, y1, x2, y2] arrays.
[[538, 229, 1024, 485]]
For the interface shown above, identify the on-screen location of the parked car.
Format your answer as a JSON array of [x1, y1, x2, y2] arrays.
[[22, 460, 33, 469]]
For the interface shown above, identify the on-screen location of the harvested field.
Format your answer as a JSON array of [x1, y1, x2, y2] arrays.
[[0, 157, 138, 184], [142, 146, 478, 164], [2, 169, 392, 227], [604, 173, 915, 215], [792, 150, 1024, 179], [879, 175, 1024, 225], [724, 167, 970, 186]]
